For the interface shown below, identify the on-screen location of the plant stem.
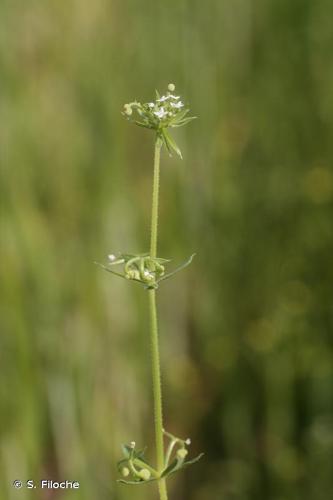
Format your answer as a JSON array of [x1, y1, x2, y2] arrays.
[[149, 290, 165, 471], [150, 137, 162, 259], [149, 137, 168, 500]]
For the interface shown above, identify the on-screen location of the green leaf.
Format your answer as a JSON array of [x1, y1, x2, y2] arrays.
[[95, 261, 144, 286], [117, 477, 158, 486], [116, 458, 129, 471], [94, 261, 127, 280], [162, 129, 183, 159], [170, 108, 189, 124], [120, 444, 148, 461], [135, 448, 149, 463], [134, 120, 153, 129], [184, 453, 205, 467], [160, 129, 172, 156], [175, 107, 190, 120], [153, 257, 171, 264], [158, 254, 196, 283], [161, 457, 182, 478], [172, 116, 197, 128], [121, 444, 132, 459], [161, 453, 204, 479]]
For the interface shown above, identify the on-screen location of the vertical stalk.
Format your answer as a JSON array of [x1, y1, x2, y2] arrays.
[[149, 136, 168, 500], [150, 137, 162, 259]]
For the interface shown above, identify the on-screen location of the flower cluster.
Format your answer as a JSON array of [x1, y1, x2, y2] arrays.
[[123, 83, 196, 158], [95, 253, 195, 290], [117, 431, 203, 486]]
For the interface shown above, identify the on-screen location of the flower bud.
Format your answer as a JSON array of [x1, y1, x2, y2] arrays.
[[143, 270, 154, 282], [177, 448, 188, 459], [130, 441, 136, 448], [168, 83, 176, 92], [138, 468, 151, 481], [121, 467, 130, 477], [124, 104, 133, 116], [126, 269, 140, 280]]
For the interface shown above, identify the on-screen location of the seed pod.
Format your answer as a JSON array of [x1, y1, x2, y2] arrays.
[[177, 448, 188, 459], [121, 467, 130, 477], [138, 468, 151, 481]]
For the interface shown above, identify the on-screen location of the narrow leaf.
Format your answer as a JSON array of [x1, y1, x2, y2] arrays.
[[161, 453, 204, 479], [172, 116, 197, 128], [184, 453, 205, 467], [158, 254, 196, 283], [117, 477, 158, 485], [161, 458, 182, 478], [94, 262, 127, 280], [162, 129, 183, 159], [95, 262, 143, 286]]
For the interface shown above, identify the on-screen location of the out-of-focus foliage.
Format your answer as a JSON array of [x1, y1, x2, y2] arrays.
[[1, 1, 333, 499]]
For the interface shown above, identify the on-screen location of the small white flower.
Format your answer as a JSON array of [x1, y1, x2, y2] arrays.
[[148, 102, 155, 108], [157, 94, 180, 102], [154, 107, 167, 119], [168, 83, 176, 92], [130, 441, 136, 448], [170, 101, 184, 109], [157, 95, 170, 103], [143, 270, 154, 282], [108, 254, 117, 262]]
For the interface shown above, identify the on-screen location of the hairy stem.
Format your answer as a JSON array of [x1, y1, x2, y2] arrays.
[[149, 290, 164, 473], [149, 137, 168, 500], [150, 137, 162, 259]]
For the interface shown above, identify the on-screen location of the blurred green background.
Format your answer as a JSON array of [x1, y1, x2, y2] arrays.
[[1, 1, 333, 499]]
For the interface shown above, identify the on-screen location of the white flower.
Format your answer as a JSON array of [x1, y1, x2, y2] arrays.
[[168, 83, 176, 92], [154, 107, 167, 119], [148, 102, 155, 108], [157, 94, 180, 103], [170, 101, 184, 109], [157, 95, 170, 103], [143, 270, 154, 282], [108, 254, 116, 262]]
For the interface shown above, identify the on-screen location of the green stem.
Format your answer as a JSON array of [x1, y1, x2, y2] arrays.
[[150, 137, 162, 259], [158, 478, 168, 500], [149, 136, 168, 500]]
